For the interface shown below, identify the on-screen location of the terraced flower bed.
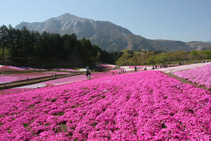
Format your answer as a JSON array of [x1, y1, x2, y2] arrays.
[[0, 71, 70, 84], [0, 71, 210, 140], [13, 71, 127, 89], [173, 64, 211, 89], [0, 65, 45, 72]]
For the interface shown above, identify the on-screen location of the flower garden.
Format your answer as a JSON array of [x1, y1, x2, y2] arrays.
[[0, 71, 70, 84], [0, 65, 45, 72], [0, 70, 211, 140], [173, 64, 211, 89]]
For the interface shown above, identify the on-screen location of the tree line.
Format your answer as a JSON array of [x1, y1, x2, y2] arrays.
[[0, 25, 115, 68], [115, 49, 211, 66], [1, 25, 211, 68]]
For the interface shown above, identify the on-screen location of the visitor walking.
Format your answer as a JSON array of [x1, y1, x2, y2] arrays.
[[134, 66, 137, 72], [86, 69, 91, 80]]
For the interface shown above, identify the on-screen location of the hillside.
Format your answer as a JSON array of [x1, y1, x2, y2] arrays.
[[15, 13, 211, 52]]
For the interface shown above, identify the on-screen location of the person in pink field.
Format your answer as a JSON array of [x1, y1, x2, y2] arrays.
[[134, 66, 137, 72], [86, 69, 91, 80]]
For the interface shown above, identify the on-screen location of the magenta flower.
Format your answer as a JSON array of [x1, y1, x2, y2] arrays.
[[0, 71, 210, 140]]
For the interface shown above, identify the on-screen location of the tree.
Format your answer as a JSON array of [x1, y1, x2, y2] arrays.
[[62, 34, 76, 58], [203, 49, 211, 59], [115, 50, 135, 65], [147, 56, 156, 65], [7, 25, 17, 60], [31, 31, 41, 59], [0, 25, 10, 59], [80, 38, 94, 63], [21, 26, 34, 59], [156, 54, 168, 64], [189, 50, 199, 60]]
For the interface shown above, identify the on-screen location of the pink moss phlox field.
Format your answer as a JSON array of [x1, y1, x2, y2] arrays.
[[173, 64, 211, 89], [0, 65, 46, 71], [0, 89, 30, 95], [21, 71, 129, 89], [0, 71, 211, 140], [0, 71, 70, 84], [0, 65, 27, 71], [43, 75, 87, 85]]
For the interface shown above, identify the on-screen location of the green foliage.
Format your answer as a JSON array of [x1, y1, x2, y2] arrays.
[[147, 56, 156, 65], [156, 54, 168, 64], [204, 50, 211, 58], [115, 49, 211, 66], [115, 50, 136, 65], [190, 50, 199, 59], [0, 25, 10, 59], [1, 25, 211, 67], [0, 25, 114, 68]]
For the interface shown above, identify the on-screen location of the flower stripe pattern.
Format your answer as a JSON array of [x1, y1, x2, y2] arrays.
[[173, 64, 211, 89], [0, 71, 210, 140]]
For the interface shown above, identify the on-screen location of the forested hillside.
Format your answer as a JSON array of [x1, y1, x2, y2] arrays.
[[1, 25, 211, 68], [0, 25, 114, 68], [115, 49, 211, 65]]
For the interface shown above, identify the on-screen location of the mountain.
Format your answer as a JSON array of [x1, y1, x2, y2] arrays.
[[15, 13, 211, 52]]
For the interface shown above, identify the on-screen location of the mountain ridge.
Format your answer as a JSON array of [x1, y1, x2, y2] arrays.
[[15, 13, 211, 52]]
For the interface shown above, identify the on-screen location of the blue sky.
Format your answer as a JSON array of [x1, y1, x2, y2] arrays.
[[1, 0, 211, 42]]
